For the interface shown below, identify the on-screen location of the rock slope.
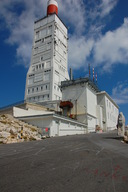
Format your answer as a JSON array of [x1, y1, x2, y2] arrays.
[[0, 114, 42, 144]]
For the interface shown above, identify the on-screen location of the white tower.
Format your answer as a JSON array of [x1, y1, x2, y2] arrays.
[[25, 0, 69, 103]]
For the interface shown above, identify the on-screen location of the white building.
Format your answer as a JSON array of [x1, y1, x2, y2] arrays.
[[25, 0, 69, 103], [61, 78, 119, 132], [0, 102, 87, 137], [0, 1, 119, 137], [97, 91, 119, 131]]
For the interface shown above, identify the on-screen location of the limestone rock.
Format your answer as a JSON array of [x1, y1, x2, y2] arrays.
[[0, 114, 42, 144]]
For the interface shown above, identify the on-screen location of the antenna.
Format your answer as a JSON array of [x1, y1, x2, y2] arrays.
[[69, 68, 73, 80], [96, 72, 97, 83], [93, 68, 94, 82]]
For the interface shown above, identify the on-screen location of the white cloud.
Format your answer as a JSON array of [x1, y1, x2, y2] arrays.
[[111, 81, 128, 105], [0, 0, 47, 67], [59, 0, 86, 35], [68, 36, 94, 69], [100, 0, 118, 17], [93, 18, 128, 71], [0, 0, 122, 70]]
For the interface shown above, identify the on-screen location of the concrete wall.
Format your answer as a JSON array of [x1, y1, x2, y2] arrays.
[[87, 116, 97, 132], [86, 86, 97, 117], [13, 107, 53, 117], [18, 115, 87, 137], [96, 105, 103, 129], [97, 92, 119, 131], [22, 116, 53, 130], [62, 82, 98, 132], [104, 96, 118, 131], [54, 120, 87, 136]]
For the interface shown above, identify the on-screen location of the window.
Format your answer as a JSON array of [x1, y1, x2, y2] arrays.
[[46, 85, 47, 89], [28, 89, 30, 94], [32, 88, 34, 93], [36, 87, 38, 92], [41, 86, 43, 91], [35, 31, 40, 39]]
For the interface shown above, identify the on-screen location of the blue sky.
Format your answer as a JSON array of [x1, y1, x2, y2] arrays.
[[0, 0, 128, 124]]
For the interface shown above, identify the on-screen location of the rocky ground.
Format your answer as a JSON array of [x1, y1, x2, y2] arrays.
[[0, 114, 42, 144]]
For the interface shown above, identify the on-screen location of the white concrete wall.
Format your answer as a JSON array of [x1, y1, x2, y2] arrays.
[[25, 14, 69, 103], [19, 115, 87, 137], [62, 83, 87, 115], [13, 107, 54, 117], [86, 87, 97, 117], [97, 92, 119, 131], [62, 82, 98, 132], [22, 116, 53, 129], [87, 116, 97, 132], [96, 105, 103, 129], [105, 96, 118, 131], [55, 120, 87, 136]]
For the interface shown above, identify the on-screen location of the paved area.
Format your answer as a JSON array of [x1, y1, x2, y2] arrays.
[[0, 131, 128, 192]]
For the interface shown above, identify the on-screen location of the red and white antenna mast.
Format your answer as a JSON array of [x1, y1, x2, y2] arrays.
[[47, 0, 58, 16], [93, 68, 94, 82], [96, 72, 97, 83]]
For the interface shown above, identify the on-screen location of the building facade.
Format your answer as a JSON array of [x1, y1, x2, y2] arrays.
[[61, 78, 119, 132], [25, 0, 69, 103], [97, 91, 119, 131]]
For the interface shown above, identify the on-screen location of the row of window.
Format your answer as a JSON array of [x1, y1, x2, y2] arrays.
[[54, 94, 61, 100], [31, 61, 51, 72], [28, 84, 49, 94], [107, 112, 117, 123], [59, 65, 65, 73], [54, 25, 67, 45], [54, 85, 60, 92], [34, 42, 51, 55], [35, 35, 52, 45], [35, 26, 52, 40], [28, 94, 50, 102], [106, 100, 118, 114]]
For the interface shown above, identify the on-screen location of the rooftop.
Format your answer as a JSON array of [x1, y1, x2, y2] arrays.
[[61, 77, 100, 93]]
